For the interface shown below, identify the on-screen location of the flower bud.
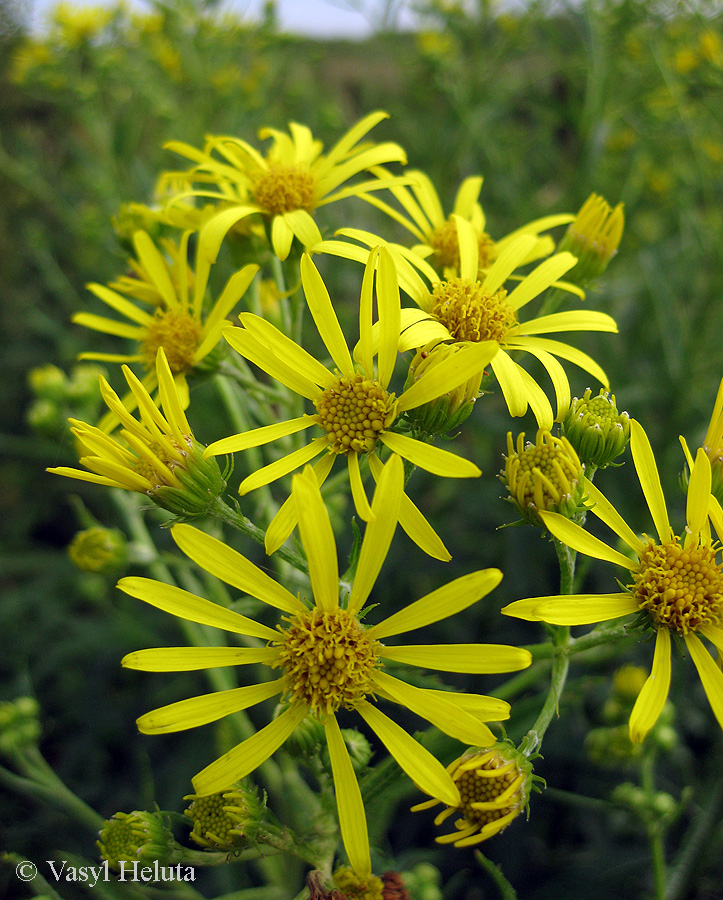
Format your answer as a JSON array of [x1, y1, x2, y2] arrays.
[[412, 743, 536, 847], [151, 437, 228, 518], [0, 697, 41, 756], [557, 193, 624, 284], [501, 430, 586, 525], [97, 810, 175, 869], [28, 364, 68, 402], [184, 783, 264, 850], [397, 864, 442, 900], [585, 725, 643, 765], [403, 342, 483, 436], [561, 388, 630, 469], [68, 526, 128, 574]]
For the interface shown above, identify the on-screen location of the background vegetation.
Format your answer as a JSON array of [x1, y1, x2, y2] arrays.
[[2, 0, 723, 897]]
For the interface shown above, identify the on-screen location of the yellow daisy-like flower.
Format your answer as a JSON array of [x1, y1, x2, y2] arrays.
[[160, 111, 407, 261], [205, 246, 497, 557], [502, 419, 723, 743], [119, 458, 531, 874], [321, 221, 617, 428], [359, 168, 576, 280], [74, 229, 258, 411], [47, 348, 225, 518]]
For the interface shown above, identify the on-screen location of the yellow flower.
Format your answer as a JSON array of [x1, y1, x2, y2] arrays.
[[119, 458, 530, 874], [682, 376, 723, 507], [557, 193, 624, 285], [47, 349, 226, 518], [159, 112, 407, 260], [503, 420, 723, 743], [324, 223, 616, 427], [205, 246, 497, 558], [73, 229, 258, 412], [412, 743, 535, 847], [357, 169, 575, 280]]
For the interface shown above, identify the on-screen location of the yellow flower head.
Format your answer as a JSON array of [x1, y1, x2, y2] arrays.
[[204, 246, 497, 558], [120, 457, 530, 874], [503, 420, 723, 744], [412, 743, 536, 847], [557, 193, 624, 285], [326, 222, 615, 428], [47, 348, 226, 518], [159, 112, 407, 260], [73, 229, 258, 420], [358, 169, 575, 280]]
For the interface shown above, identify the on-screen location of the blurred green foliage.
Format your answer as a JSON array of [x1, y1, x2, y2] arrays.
[[2, 1, 723, 898]]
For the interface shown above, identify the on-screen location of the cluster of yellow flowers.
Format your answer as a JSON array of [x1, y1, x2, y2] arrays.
[[47, 112, 723, 887]]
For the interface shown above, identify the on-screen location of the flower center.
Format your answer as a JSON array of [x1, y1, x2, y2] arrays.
[[313, 373, 397, 455], [631, 537, 723, 634], [274, 608, 379, 716], [253, 164, 317, 216], [185, 789, 249, 850], [141, 310, 201, 374], [427, 218, 498, 271], [453, 750, 526, 830], [503, 431, 583, 519], [431, 277, 516, 344]]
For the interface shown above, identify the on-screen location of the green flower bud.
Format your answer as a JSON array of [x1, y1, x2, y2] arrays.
[[97, 810, 175, 869], [285, 715, 326, 758], [28, 365, 68, 402], [0, 697, 41, 756], [27, 398, 65, 436], [66, 364, 107, 405], [68, 526, 128, 574], [151, 438, 227, 518], [585, 725, 643, 765], [184, 783, 264, 850], [500, 430, 586, 526], [398, 863, 442, 900], [557, 193, 624, 284], [402, 342, 484, 436], [561, 388, 630, 469]]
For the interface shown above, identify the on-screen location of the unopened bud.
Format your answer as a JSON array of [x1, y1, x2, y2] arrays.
[[184, 783, 264, 850], [68, 527, 128, 574], [97, 810, 174, 869], [562, 388, 630, 469], [557, 193, 624, 284]]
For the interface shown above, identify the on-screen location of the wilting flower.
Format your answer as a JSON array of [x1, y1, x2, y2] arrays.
[[120, 458, 530, 874], [48, 348, 226, 518], [205, 246, 497, 558], [359, 169, 576, 280], [159, 112, 407, 260], [412, 743, 536, 846], [74, 229, 258, 411], [503, 420, 723, 743]]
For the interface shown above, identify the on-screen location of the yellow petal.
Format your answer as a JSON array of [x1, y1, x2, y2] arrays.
[[373, 671, 495, 746], [516, 363, 554, 430], [132, 231, 177, 308], [506, 252, 577, 311], [201, 265, 259, 342], [356, 701, 460, 807], [198, 205, 262, 266], [629, 628, 671, 743], [192, 705, 307, 795], [491, 350, 528, 418], [481, 234, 538, 295], [453, 176, 483, 218], [156, 348, 191, 440], [171, 524, 304, 614], [292, 467, 339, 611], [72, 312, 144, 340], [699, 623, 723, 655], [47, 466, 120, 489], [379, 643, 531, 674], [122, 646, 279, 671], [379, 431, 480, 478], [396, 341, 498, 413], [264, 453, 336, 555], [583, 478, 643, 555], [284, 208, 323, 251], [503, 593, 639, 625], [348, 451, 374, 523], [348, 454, 403, 615], [368, 569, 502, 639], [687, 449, 712, 540], [223, 326, 322, 401], [518, 310, 618, 336], [85, 283, 154, 326], [422, 688, 510, 722], [538, 510, 637, 570], [323, 715, 371, 876], [685, 632, 723, 732], [356, 246, 376, 377], [300, 254, 354, 376], [455, 216, 479, 283], [376, 246, 402, 389], [271, 214, 294, 261], [630, 419, 672, 543], [515, 344, 569, 422], [239, 438, 328, 494], [508, 336, 609, 389], [117, 577, 278, 641], [398, 318, 453, 353], [136, 679, 283, 734], [205, 415, 316, 457]]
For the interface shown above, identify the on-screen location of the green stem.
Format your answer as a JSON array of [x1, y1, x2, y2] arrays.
[[475, 850, 518, 900], [642, 753, 667, 900]]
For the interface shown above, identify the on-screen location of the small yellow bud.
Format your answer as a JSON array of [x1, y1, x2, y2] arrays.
[[557, 193, 624, 284], [68, 527, 128, 574]]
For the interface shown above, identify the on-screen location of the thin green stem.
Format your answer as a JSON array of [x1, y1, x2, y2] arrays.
[[641, 753, 667, 900], [475, 850, 518, 900]]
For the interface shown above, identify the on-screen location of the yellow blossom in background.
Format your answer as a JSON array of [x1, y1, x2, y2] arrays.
[[412, 743, 535, 847], [158, 111, 408, 260], [682, 376, 723, 506], [47, 348, 226, 518], [119, 458, 530, 874], [49, 2, 115, 45], [358, 168, 575, 279], [503, 420, 723, 743], [73, 229, 258, 412], [205, 246, 496, 558]]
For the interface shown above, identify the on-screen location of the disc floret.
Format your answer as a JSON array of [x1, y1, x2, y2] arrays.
[[562, 387, 630, 469], [184, 784, 263, 850], [313, 373, 397, 455], [253, 163, 317, 216], [428, 216, 497, 271], [431, 278, 516, 344], [274, 608, 379, 716], [141, 309, 202, 375], [631, 537, 723, 635]]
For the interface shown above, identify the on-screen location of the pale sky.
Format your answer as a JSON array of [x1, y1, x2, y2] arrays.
[[25, 0, 423, 37]]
